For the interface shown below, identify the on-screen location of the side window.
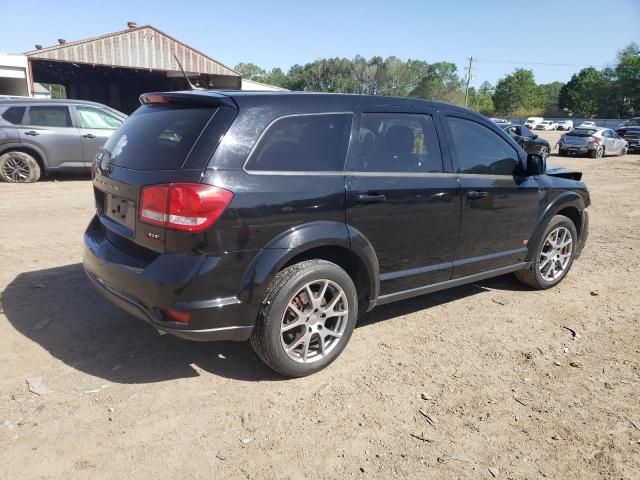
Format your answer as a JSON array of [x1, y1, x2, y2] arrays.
[[355, 113, 442, 173], [447, 116, 520, 175], [27, 106, 72, 127], [1, 106, 26, 125], [602, 130, 611, 138], [521, 126, 534, 137], [245, 113, 352, 172], [76, 106, 123, 129]]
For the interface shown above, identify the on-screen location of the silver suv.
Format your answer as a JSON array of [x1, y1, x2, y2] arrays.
[[0, 99, 126, 182]]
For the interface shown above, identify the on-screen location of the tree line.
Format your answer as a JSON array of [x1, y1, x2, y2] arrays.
[[236, 43, 639, 118]]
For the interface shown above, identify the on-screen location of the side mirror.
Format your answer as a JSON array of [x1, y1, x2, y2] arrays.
[[527, 154, 546, 176]]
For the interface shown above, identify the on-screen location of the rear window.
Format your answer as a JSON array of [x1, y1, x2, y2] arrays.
[[28, 106, 72, 127], [103, 105, 215, 170], [1, 106, 25, 125], [245, 113, 352, 172], [568, 128, 597, 137]]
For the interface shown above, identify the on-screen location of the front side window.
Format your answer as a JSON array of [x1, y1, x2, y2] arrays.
[[354, 113, 442, 173], [27, 106, 72, 127], [76, 106, 122, 129], [245, 113, 352, 172], [447, 116, 520, 176], [1, 106, 26, 125]]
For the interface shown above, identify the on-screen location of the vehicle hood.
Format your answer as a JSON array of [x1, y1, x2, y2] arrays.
[[545, 166, 582, 181]]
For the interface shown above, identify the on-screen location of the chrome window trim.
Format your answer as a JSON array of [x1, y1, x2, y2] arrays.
[[242, 111, 354, 175]]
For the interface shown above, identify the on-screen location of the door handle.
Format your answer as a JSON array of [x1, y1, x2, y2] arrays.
[[465, 190, 488, 200], [24, 130, 39, 136], [355, 193, 386, 203], [82, 133, 96, 139]]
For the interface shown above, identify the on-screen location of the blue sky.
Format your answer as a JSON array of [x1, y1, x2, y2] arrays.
[[2, 0, 639, 86]]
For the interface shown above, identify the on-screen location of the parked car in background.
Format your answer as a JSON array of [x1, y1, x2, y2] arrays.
[[558, 127, 628, 158], [556, 120, 574, 131], [618, 117, 640, 128], [0, 99, 126, 182], [501, 124, 551, 158], [490, 118, 510, 125], [579, 121, 597, 128], [523, 117, 544, 129], [615, 123, 640, 152], [535, 120, 557, 131], [83, 90, 590, 377]]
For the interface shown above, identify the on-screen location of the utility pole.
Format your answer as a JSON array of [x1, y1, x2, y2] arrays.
[[464, 56, 473, 108]]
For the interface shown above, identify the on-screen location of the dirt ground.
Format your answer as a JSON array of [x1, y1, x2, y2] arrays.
[[1, 130, 639, 480]]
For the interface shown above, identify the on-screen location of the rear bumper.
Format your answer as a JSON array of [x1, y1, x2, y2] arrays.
[[83, 216, 257, 341]]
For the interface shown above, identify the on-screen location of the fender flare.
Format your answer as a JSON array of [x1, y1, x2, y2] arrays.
[[236, 221, 380, 309], [526, 191, 586, 262], [0, 142, 49, 169]]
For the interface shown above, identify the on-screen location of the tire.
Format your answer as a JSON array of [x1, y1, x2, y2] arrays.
[[250, 259, 358, 377], [589, 146, 603, 159], [619, 146, 627, 156], [0, 151, 41, 183], [515, 215, 578, 289], [539, 146, 549, 159], [558, 149, 567, 157]]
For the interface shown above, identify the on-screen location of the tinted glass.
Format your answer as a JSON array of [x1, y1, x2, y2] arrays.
[[245, 113, 352, 172], [568, 128, 597, 137], [103, 105, 216, 171], [447, 116, 519, 175], [354, 113, 442, 172], [1, 106, 25, 125], [76, 106, 122, 129], [28, 106, 71, 127]]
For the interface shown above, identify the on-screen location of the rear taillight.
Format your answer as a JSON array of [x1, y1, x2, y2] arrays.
[[588, 136, 601, 144], [140, 183, 233, 232], [162, 307, 192, 324]]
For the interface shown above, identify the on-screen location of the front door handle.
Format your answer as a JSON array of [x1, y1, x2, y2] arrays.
[[24, 130, 39, 136], [466, 190, 488, 200], [82, 133, 96, 139], [355, 193, 386, 203]]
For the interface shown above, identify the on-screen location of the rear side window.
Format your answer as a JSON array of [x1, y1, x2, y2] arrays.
[[355, 113, 442, 173], [447, 116, 519, 175], [28, 106, 72, 127], [245, 113, 352, 172], [103, 105, 215, 171], [1, 106, 25, 125]]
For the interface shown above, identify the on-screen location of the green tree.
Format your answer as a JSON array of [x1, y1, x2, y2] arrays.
[[468, 81, 495, 115], [614, 42, 640, 116], [492, 69, 544, 115], [538, 81, 565, 115], [558, 67, 609, 117], [234, 62, 266, 80], [409, 62, 464, 104]]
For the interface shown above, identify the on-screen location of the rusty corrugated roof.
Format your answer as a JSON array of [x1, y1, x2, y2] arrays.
[[24, 25, 240, 77]]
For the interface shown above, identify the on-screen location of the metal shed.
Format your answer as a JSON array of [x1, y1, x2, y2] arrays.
[[25, 22, 241, 113]]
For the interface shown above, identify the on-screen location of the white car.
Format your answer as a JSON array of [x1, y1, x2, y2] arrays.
[[535, 120, 557, 131], [556, 120, 574, 131], [523, 116, 544, 129], [579, 121, 597, 128]]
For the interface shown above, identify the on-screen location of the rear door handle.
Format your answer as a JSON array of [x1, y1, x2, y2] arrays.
[[465, 190, 488, 200], [355, 193, 386, 203], [82, 133, 96, 139], [24, 130, 39, 136]]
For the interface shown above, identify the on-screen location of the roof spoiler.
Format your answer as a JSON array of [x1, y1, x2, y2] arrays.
[[139, 91, 236, 108]]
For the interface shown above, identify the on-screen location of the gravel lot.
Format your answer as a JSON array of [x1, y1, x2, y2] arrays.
[[1, 130, 639, 479]]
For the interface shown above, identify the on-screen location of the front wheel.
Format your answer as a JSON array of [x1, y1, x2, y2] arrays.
[[539, 146, 549, 159], [516, 215, 578, 289], [250, 259, 358, 377]]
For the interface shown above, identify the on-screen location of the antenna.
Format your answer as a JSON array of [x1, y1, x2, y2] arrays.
[[173, 53, 203, 90]]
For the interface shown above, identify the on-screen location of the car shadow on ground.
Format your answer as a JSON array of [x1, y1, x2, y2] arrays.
[[2, 263, 527, 383]]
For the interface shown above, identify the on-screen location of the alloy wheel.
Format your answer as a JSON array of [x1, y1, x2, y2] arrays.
[[2, 156, 31, 182], [280, 279, 349, 363], [538, 226, 573, 281]]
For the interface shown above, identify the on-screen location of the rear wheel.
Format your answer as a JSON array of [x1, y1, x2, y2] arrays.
[[250, 259, 358, 377], [0, 151, 41, 183], [516, 215, 578, 289]]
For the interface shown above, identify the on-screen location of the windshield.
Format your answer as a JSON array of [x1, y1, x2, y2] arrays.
[[568, 128, 597, 137]]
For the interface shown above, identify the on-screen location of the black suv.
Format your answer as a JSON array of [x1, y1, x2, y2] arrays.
[[83, 91, 590, 377]]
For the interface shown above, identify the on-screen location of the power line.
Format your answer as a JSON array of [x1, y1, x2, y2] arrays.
[[475, 58, 607, 69]]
